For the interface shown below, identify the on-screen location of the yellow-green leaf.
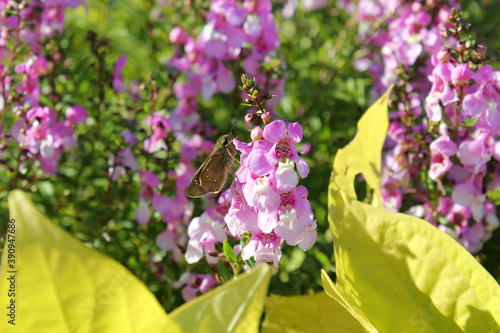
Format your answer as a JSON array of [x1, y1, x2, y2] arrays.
[[262, 291, 370, 333], [170, 264, 271, 333], [321, 271, 378, 333], [330, 86, 393, 208], [0, 190, 180, 333], [328, 198, 500, 332]]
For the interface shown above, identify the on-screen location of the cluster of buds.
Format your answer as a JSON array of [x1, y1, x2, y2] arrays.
[[241, 74, 277, 126]]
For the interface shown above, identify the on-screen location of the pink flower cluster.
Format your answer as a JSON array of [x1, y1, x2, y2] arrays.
[[229, 120, 316, 267], [185, 192, 231, 265], [384, 58, 500, 252], [342, 1, 500, 253], [0, 0, 83, 50], [8, 104, 86, 173], [167, 0, 285, 132], [343, 0, 458, 100], [1, 1, 85, 174]]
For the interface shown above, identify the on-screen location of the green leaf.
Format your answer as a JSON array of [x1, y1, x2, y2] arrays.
[[244, 256, 256, 269], [437, 216, 455, 229], [459, 116, 480, 128], [487, 188, 500, 206], [0, 190, 180, 332], [223, 240, 237, 262], [262, 292, 370, 333], [217, 261, 232, 283], [252, 89, 259, 98], [170, 264, 271, 333], [241, 233, 250, 248], [327, 197, 500, 332]]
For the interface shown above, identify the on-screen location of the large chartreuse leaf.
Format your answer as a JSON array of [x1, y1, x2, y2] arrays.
[[327, 87, 500, 332], [170, 264, 271, 332], [0, 190, 180, 333], [261, 291, 370, 333], [330, 86, 393, 209]]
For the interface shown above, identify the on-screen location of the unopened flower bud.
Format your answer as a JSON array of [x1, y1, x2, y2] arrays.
[[411, 2, 423, 12], [244, 98, 253, 105], [261, 111, 272, 125], [251, 126, 263, 141], [437, 49, 451, 63], [425, 0, 436, 8], [440, 28, 450, 38], [63, 59, 73, 68], [169, 26, 187, 45], [457, 41, 466, 53], [14, 106, 23, 117], [263, 90, 271, 100], [474, 44, 486, 58], [245, 113, 256, 125], [450, 7, 458, 18], [1, 29, 9, 40]]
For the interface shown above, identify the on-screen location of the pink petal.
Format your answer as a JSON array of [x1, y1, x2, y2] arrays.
[[263, 120, 286, 143]]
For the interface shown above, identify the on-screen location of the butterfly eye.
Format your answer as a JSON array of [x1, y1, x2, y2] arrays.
[[222, 136, 229, 145]]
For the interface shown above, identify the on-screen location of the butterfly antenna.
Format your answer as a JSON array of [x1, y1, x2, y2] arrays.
[[228, 120, 237, 136]]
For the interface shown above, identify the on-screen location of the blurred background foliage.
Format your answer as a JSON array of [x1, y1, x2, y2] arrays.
[[1, 0, 499, 313]]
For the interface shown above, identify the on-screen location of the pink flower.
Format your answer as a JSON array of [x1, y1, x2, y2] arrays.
[[185, 209, 227, 264], [139, 170, 161, 199], [249, 120, 309, 178], [144, 112, 171, 153], [241, 230, 283, 267], [156, 223, 185, 262], [425, 63, 459, 122], [135, 200, 151, 225], [275, 159, 299, 190], [429, 135, 456, 180], [381, 176, 403, 212], [457, 133, 493, 173], [462, 90, 488, 117], [169, 26, 187, 45], [225, 181, 260, 238], [108, 147, 138, 180], [65, 105, 88, 124], [451, 63, 472, 86], [172, 273, 216, 302], [113, 55, 127, 93]]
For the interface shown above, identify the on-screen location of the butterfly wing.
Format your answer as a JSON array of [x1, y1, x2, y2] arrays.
[[199, 149, 229, 193], [185, 159, 210, 198], [185, 137, 236, 198]]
